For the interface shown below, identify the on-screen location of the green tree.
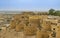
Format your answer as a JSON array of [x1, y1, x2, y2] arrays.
[[49, 9, 55, 15], [54, 11, 60, 16]]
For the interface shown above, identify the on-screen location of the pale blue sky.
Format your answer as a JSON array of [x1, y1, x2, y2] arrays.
[[0, 0, 60, 11]]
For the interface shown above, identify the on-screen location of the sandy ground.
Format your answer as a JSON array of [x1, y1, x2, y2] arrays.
[[0, 29, 36, 38]]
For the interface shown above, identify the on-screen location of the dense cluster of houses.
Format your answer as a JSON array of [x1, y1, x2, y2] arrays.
[[0, 12, 60, 38]]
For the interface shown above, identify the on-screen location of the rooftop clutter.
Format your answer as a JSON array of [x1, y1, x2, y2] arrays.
[[0, 11, 60, 38]]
